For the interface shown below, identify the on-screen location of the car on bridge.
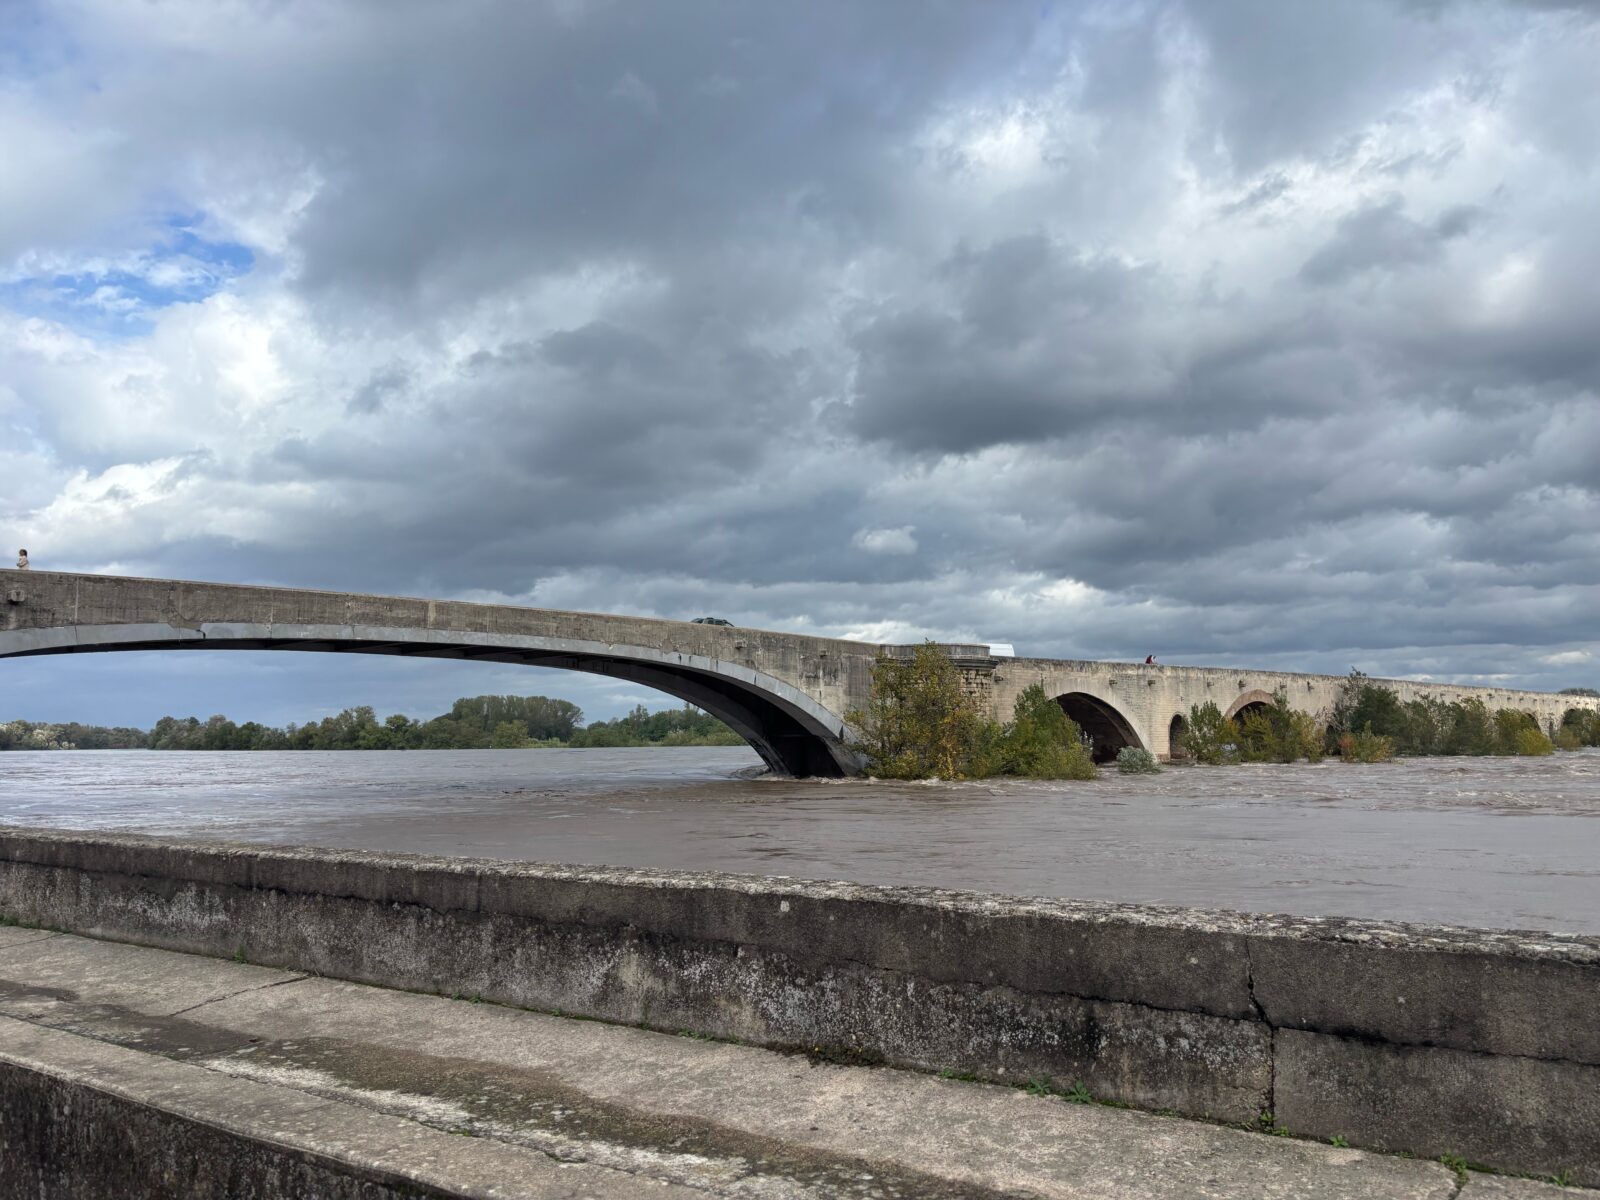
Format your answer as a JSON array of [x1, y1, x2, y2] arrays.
[[691, 616, 733, 626]]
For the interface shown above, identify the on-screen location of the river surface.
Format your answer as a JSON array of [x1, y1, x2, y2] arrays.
[[2, 747, 1598, 934]]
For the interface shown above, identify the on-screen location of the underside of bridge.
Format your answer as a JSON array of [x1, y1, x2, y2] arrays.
[[0, 634, 856, 779], [1055, 692, 1143, 763]]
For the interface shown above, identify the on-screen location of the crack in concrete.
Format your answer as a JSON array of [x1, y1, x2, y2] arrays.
[[1244, 938, 1275, 1118], [167, 973, 308, 1018], [0, 931, 64, 957]]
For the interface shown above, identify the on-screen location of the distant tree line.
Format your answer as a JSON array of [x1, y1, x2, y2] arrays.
[[0, 695, 744, 752]]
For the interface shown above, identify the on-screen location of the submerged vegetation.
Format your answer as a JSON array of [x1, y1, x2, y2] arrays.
[[1176, 671, 1598, 765], [0, 696, 744, 752], [848, 643, 1095, 781], [1114, 747, 1161, 775]]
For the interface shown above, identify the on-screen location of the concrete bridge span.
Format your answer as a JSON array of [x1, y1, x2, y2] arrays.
[[3, 570, 1595, 773], [0, 571, 873, 777]]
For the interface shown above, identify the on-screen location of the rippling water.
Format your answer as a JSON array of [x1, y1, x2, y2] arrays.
[[2, 747, 1598, 933]]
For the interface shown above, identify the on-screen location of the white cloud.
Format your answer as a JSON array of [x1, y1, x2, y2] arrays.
[[1541, 650, 1593, 666], [852, 526, 918, 555]]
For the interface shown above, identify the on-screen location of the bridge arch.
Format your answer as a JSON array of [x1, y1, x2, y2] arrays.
[[1226, 689, 1278, 723], [0, 621, 858, 778], [1054, 691, 1143, 763]]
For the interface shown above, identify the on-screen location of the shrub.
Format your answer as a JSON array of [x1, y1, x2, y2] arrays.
[[1338, 726, 1395, 763], [1561, 707, 1600, 746], [1237, 690, 1325, 763], [995, 684, 1096, 780], [1554, 727, 1583, 752], [1492, 708, 1541, 755], [1514, 726, 1554, 757], [1179, 701, 1236, 764], [1114, 747, 1161, 775]]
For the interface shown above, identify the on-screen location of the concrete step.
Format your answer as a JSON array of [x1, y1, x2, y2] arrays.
[[0, 926, 1582, 1199]]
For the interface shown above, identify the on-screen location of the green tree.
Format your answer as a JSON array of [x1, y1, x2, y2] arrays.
[[848, 643, 994, 780], [489, 721, 532, 748], [1445, 698, 1496, 755], [1331, 671, 1408, 747], [993, 684, 1095, 780], [1236, 690, 1324, 763], [1178, 701, 1236, 765], [447, 695, 583, 742]]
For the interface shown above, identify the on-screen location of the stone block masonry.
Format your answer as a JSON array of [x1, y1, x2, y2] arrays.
[[0, 826, 1595, 1184]]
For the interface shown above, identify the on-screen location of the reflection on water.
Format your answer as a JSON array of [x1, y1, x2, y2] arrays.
[[2, 747, 1598, 934]]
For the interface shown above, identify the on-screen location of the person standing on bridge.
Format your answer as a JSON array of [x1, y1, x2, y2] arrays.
[[1144, 654, 1156, 665], [14, 549, 26, 571]]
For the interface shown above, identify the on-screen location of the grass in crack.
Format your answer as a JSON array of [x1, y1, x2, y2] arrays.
[[1439, 1155, 1469, 1185]]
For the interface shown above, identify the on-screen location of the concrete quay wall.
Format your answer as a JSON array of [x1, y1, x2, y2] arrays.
[[0, 827, 1595, 1183]]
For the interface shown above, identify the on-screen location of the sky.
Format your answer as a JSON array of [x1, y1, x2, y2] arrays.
[[2, 0, 1598, 728]]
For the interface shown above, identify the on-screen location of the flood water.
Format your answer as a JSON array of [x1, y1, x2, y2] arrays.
[[2, 747, 1598, 934]]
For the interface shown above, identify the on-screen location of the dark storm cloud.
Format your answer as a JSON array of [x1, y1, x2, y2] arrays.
[[5, 0, 1600, 725], [1298, 198, 1464, 285], [846, 236, 1168, 452]]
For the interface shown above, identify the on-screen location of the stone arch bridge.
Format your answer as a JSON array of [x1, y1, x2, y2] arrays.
[[4, 571, 1594, 775]]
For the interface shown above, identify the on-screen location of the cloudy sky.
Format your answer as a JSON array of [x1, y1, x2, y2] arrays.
[[3, 0, 1598, 727]]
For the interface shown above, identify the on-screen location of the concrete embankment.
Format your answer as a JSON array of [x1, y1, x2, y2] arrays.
[[0, 925, 1562, 1199], [0, 826, 1595, 1185]]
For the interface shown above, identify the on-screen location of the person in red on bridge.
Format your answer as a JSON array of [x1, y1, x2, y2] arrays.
[[1144, 654, 1156, 665]]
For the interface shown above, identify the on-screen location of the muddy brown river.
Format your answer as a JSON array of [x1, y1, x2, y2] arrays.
[[2, 747, 1597, 933]]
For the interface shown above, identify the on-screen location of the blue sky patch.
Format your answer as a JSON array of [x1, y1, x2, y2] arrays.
[[0, 215, 255, 336]]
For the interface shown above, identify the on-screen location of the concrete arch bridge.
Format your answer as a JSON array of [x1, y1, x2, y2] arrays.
[[3, 572, 1594, 775]]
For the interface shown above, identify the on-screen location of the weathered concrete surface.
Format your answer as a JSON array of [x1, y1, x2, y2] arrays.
[[0, 930, 1471, 1198], [1275, 1029, 1600, 1187], [0, 1017, 700, 1199], [4, 569, 1595, 768], [0, 827, 1596, 1182], [1461, 1175, 1590, 1198]]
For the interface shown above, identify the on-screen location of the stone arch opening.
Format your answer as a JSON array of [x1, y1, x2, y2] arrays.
[[1226, 689, 1279, 725], [1168, 713, 1189, 761], [1055, 692, 1143, 763]]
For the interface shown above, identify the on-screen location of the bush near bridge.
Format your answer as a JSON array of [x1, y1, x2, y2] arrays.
[[848, 643, 1095, 781], [1176, 691, 1322, 764], [1329, 671, 1563, 758]]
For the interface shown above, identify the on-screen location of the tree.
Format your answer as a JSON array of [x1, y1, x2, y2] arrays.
[[1236, 690, 1324, 763], [993, 684, 1094, 779], [848, 643, 993, 780], [490, 721, 532, 749], [1178, 701, 1235, 764]]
